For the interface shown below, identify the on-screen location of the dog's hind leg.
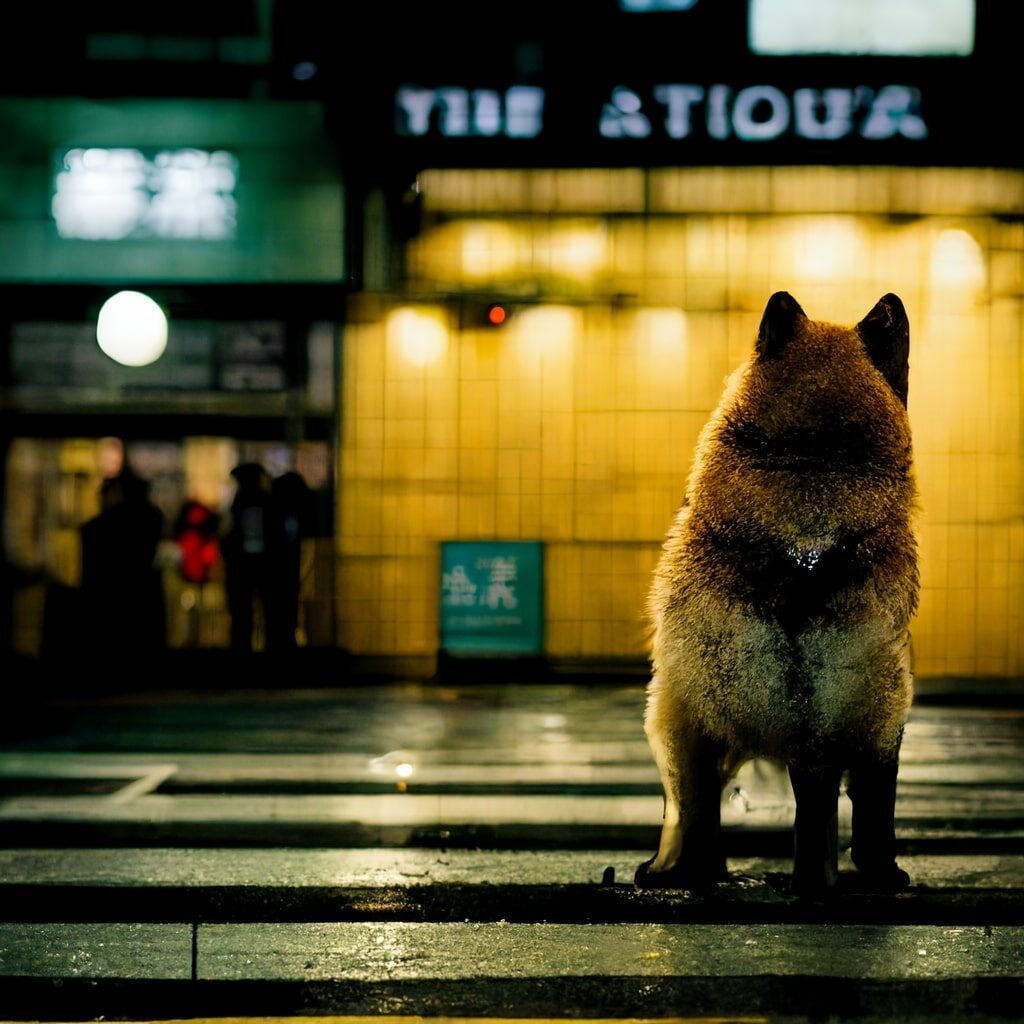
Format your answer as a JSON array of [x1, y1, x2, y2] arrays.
[[848, 742, 910, 892], [635, 694, 728, 888]]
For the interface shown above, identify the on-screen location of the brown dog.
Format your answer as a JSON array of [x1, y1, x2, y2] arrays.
[[636, 292, 918, 898]]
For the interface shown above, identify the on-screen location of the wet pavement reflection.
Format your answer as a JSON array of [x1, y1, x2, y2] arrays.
[[1, 676, 1022, 1019]]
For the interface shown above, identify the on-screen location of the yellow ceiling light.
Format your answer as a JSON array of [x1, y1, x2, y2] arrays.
[[460, 221, 524, 280], [634, 307, 688, 355], [929, 228, 986, 293], [547, 222, 607, 279], [512, 305, 580, 368], [788, 217, 865, 282], [386, 306, 449, 367]]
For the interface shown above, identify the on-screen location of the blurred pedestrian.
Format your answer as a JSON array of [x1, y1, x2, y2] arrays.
[[267, 470, 312, 651], [80, 466, 166, 654], [222, 461, 273, 652]]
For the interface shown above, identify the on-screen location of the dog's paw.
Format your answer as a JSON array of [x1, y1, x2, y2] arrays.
[[853, 861, 911, 893], [634, 856, 728, 890], [634, 857, 667, 888]]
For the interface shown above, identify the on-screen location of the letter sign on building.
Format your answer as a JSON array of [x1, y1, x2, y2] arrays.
[[396, 86, 545, 138], [601, 83, 927, 141]]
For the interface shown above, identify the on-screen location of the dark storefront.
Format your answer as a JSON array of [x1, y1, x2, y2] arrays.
[[0, 96, 345, 655]]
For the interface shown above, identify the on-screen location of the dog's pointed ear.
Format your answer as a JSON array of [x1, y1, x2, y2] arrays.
[[756, 291, 806, 359], [858, 293, 909, 407]]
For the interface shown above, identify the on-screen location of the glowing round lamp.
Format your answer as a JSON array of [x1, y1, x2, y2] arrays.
[[96, 291, 168, 367]]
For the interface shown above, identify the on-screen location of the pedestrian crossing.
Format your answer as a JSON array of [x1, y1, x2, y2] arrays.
[[1, 683, 1022, 1019]]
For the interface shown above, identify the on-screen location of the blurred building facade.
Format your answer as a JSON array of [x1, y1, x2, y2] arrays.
[[2, 2, 1022, 679], [331, 1, 1024, 678], [1, 14, 343, 654], [342, 166, 1024, 677]]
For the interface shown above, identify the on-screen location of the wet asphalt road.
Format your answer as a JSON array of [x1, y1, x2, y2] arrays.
[[1, 666, 1023, 1020]]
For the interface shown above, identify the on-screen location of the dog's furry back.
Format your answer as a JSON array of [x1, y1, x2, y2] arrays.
[[647, 294, 918, 767]]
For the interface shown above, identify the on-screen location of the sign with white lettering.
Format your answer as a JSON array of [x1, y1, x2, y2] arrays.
[[396, 86, 545, 138], [53, 148, 239, 241], [393, 82, 927, 145], [440, 541, 544, 654], [601, 83, 927, 141], [328, 0, 1016, 170]]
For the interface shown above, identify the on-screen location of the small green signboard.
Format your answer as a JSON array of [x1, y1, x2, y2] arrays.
[[440, 541, 544, 655]]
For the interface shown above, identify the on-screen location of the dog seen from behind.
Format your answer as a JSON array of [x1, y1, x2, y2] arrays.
[[636, 291, 918, 899]]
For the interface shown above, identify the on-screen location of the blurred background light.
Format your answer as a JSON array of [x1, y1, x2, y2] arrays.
[[634, 307, 688, 355], [387, 306, 449, 367], [788, 216, 866, 281], [929, 227, 986, 296], [547, 223, 608, 279], [460, 221, 524, 279], [512, 305, 579, 366], [96, 290, 168, 367], [749, 0, 975, 55]]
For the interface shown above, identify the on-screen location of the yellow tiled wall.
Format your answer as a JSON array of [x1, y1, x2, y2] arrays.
[[338, 167, 1024, 678]]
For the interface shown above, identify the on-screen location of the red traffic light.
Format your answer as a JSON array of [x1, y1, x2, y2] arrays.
[[459, 299, 517, 330]]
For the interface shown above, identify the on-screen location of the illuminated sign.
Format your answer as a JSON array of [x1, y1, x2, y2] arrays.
[[396, 86, 545, 138], [599, 84, 927, 141], [52, 147, 239, 240], [749, 0, 975, 56], [440, 541, 544, 654], [393, 82, 927, 145]]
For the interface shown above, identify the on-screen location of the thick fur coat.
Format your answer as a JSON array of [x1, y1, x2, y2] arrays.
[[637, 292, 918, 897]]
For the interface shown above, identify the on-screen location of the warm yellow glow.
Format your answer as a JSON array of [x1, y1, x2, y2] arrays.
[[59, 439, 99, 474], [634, 307, 687, 355], [546, 222, 607, 278], [788, 217, 866, 281], [460, 221, 524, 279], [386, 307, 449, 366], [512, 305, 579, 365], [929, 228, 986, 294], [415, 217, 610, 287], [184, 438, 238, 511], [395, 762, 414, 778], [341, 167, 1024, 680]]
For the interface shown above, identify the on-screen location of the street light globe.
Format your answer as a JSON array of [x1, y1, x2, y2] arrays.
[[96, 291, 168, 367]]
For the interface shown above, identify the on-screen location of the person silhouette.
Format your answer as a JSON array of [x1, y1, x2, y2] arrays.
[[80, 466, 166, 655], [221, 462, 274, 653], [267, 470, 312, 651]]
